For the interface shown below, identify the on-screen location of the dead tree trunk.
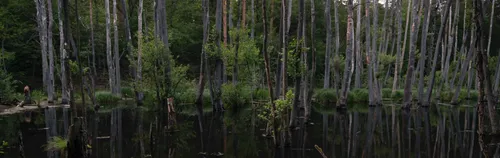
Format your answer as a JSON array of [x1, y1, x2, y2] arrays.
[[58, 0, 68, 104], [261, 0, 278, 145], [333, 0, 340, 95], [47, 0, 55, 103], [137, 0, 144, 105], [474, 0, 500, 134], [402, 0, 422, 108], [34, 0, 50, 102], [105, 0, 115, 94], [339, 0, 354, 107], [113, 0, 121, 96], [354, 0, 362, 89], [417, 0, 431, 104], [324, 0, 332, 89]]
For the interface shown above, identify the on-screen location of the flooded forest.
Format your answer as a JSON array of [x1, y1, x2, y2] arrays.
[[1, 0, 500, 157]]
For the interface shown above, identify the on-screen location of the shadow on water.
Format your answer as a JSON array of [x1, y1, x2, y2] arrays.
[[1, 102, 500, 157]]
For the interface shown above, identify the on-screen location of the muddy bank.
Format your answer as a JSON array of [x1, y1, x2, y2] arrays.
[[0, 102, 69, 115]]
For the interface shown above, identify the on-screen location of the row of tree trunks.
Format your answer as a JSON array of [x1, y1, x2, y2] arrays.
[[402, 0, 423, 108]]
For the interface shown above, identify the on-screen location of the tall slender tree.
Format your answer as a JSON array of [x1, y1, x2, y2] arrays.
[[418, 0, 431, 104], [402, 0, 422, 108], [474, 0, 500, 134], [339, 0, 354, 107], [392, 0, 403, 94], [47, 0, 55, 103], [58, 0, 68, 104], [105, 0, 115, 95], [354, 0, 362, 88], [324, 0, 332, 89], [137, 0, 144, 105], [34, 0, 50, 102]]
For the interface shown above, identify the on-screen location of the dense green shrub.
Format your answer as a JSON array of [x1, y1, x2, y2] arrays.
[[121, 87, 134, 98], [348, 89, 369, 103], [313, 89, 337, 103], [391, 89, 404, 101], [95, 91, 120, 107], [44, 136, 67, 152], [222, 84, 251, 111], [252, 88, 269, 101]]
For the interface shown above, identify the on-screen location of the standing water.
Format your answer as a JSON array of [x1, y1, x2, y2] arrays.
[[0, 103, 499, 158]]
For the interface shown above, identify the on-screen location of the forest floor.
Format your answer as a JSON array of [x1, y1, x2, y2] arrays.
[[0, 101, 69, 115]]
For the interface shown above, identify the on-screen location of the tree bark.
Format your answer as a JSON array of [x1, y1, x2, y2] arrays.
[[418, 0, 431, 104], [487, 0, 496, 57], [113, 0, 121, 96], [333, 0, 340, 94], [251, 0, 255, 38], [58, 0, 68, 104], [339, 0, 354, 107], [365, 0, 374, 105], [47, 0, 55, 103], [34, 0, 49, 102], [137, 0, 144, 105], [281, 0, 289, 97], [324, 0, 332, 89], [106, 0, 115, 94], [474, 0, 500, 134], [354, 0, 362, 89], [402, 0, 422, 108], [89, 0, 97, 107], [307, 0, 316, 116]]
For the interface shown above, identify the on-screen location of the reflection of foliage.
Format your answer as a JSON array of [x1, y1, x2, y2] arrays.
[[44, 136, 67, 152], [171, 122, 196, 157]]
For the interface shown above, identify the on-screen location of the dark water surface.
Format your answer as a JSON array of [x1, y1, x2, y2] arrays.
[[1, 103, 499, 158]]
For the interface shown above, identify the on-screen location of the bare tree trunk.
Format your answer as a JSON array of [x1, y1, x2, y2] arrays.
[[113, 0, 121, 96], [324, 0, 332, 89], [333, 0, 340, 94], [372, 0, 381, 104], [487, 0, 496, 57], [106, 0, 115, 94], [121, 0, 133, 79], [290, 0, 304, 128], [424, 0, 453, 105], [261, 0, 278, 145], [137, 0, 144, 105], [365, 0, 374, 105], [89, 0, 97, 107], [282, 0, 289, 97], [307, 0, 316, 116], [214, 0, 223, 111], [195, 0, 209, 152], [251, 0, 255, 38], [34, 0, 49, 101], [58, 0, 69, 104], [392, 0, 403, 94], [402, 0, 422, 108], [418, 0, 431, 104], [474, 0, 500, 134], [355, 0, 362, 89], [399, 0, 412, 86], [339, 0, 354, 107], [47, 0, 55, 103]]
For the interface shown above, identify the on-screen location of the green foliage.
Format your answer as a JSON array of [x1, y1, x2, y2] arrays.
[[121, 87, 134, 98], [313, 89, 337, 103], [222, 84, 251, 111], [258, 90, 293, 131], [252, 88, 269, 101], [95, 91, 121, 107], [0, 70, 17, 104], [44, 136, 67, 151], [31, 90, 45, 104], [391, 89, 404, 101], [347, 89, 369, 103]]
